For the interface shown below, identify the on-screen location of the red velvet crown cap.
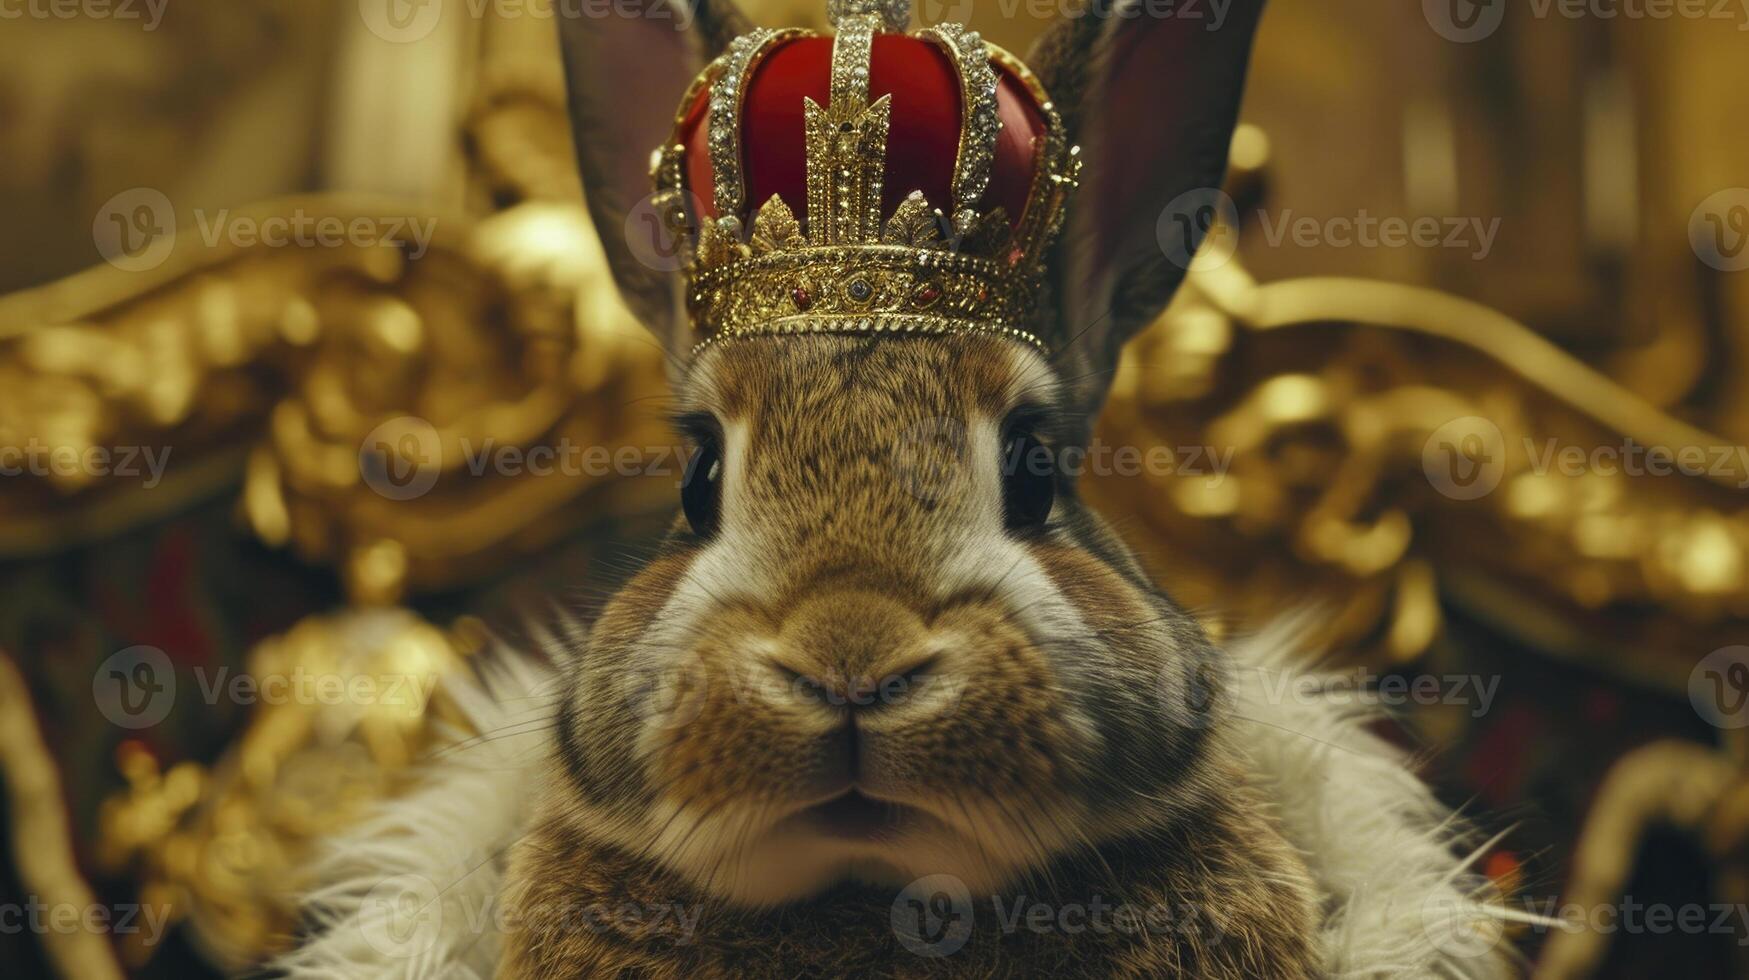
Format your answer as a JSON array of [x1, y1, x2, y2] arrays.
[[679, 34, 1046, 230]]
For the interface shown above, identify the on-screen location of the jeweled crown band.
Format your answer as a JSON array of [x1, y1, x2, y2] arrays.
[[654, 3, 1080, 359], [692, 317, 1052, 358]]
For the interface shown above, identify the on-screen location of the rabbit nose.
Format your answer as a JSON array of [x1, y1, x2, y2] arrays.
[[773, 587, 934, 708], [780, 654, 938, 711]]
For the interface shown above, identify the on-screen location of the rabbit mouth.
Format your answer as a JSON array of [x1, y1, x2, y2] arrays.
[[799, 789, 913, 840]]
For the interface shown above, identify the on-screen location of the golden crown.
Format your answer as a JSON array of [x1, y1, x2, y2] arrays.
[[650, 0, 1080, 356]]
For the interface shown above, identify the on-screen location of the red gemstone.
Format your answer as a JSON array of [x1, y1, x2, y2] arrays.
[[917, 284, 941, 305], [792, 286, 812, 310]]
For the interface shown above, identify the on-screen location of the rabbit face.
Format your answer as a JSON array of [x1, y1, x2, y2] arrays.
[[548, 0, 1268, 913], [556, 334, 1224, 906]]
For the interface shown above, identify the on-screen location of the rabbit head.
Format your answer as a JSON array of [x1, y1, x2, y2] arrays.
[[552, 0, 1266, 907]]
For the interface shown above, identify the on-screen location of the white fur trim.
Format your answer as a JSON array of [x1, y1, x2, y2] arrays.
[[1227, 620, 1517, 978], [272, 653, 558, 979], [275, 622, 1519, 977]]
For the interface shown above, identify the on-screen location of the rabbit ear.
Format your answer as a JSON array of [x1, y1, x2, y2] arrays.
[[558, 0, 750, 352], [1029, 0, 1266, 416]]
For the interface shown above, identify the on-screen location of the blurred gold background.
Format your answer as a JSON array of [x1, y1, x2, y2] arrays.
[[2, 1, 1747, 977]]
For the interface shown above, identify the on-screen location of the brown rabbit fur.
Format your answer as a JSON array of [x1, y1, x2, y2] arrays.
[[499, 0, 1317, 975], [497, 336, 1319, 977], [503, 771, 1316, 978]]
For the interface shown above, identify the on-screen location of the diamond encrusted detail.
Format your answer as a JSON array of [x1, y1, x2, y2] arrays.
[[709, 29, 792, 217], [919, 23, 1000, 216], [825, 0, 909, 32], [691, 315, 1051, 358], [829, 12, 877, 108], [658, 21, 1080, 364], [986, 43, 1076, 270]]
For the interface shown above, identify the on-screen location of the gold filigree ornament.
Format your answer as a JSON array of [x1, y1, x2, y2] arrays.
[[656, 0, 1080, 358]]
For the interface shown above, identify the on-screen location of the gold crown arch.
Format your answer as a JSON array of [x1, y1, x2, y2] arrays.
[[650, 0, 1080, 356]]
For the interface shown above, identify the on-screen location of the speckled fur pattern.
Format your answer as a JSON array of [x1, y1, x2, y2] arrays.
[[500, 779, 1318, 978], [496, 335, 1322, 976]]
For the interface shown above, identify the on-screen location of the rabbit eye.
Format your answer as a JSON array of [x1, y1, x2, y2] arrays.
[[1001, 429, 1054, 529], [681, 439, 724, 538]]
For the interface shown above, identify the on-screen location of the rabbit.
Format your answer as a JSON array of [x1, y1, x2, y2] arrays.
[[492, 0, 1319, 976], [277, 1, 1516, 977]]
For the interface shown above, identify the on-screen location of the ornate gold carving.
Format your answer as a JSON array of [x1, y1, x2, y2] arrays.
[[686, 244, 1046, 357], [0, 653, 125, 979], [1534, 741, 1749, 979], [881, 190, 944, 248], [95, 609, 476, 968], [917, 22, 1001, 224], [825, 0, 909, 33], [802, 89, 892, 245], [1092, 256, 1749, 673], [751, 194, 807, 252]]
